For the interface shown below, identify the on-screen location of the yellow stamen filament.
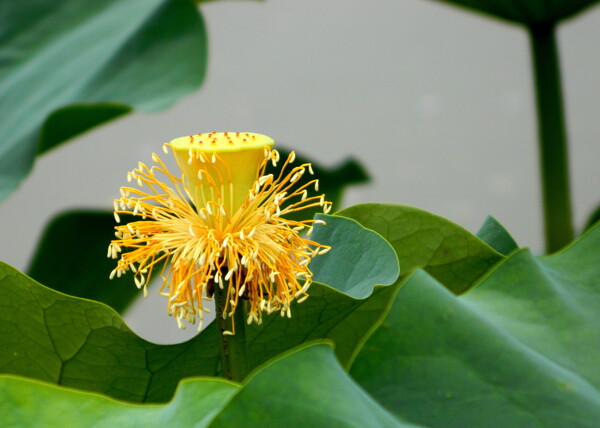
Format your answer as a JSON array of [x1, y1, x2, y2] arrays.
[[109, 132, 331, 332]]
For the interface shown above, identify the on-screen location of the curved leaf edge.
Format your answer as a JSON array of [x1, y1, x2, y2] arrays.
[[337, 202, 505, 260], [348, 219, 600, 426], [430, 0, 600, 26], [239, 339, 334, 386], [315, 212, 401, 290], [0, 371, 237, 407], [340, 220, 527, 370], [307, 211, 402, 369], [0, 260, 131, 327], [543, 218, 600, 259], [343, 280, 403, 371], [0, 340, 409, 427], [2, 257, 399, 348], [0, 340, 332, 409], [459, 247, 529, 295], [36, 103, 133, 155], [475, 215, 519, 255], [337, 203, 507, 295]]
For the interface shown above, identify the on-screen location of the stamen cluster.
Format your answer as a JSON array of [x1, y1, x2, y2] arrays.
[[108, 137, 331, 333]]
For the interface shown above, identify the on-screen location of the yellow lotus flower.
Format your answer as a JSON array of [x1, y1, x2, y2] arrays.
[[108, 132, 332, 333]]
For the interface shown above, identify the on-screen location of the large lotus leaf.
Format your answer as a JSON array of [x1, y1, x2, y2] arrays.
[[350, 221, 600, 427], [0, 214, 398, 402], [243, 284, 401, 375], [0, 374, 235, 428], [337, 203, 504, 294], [210, 342, 407, 427], [0, 343, 407, 428], [0, 259, 221, 402], [427, 0, 600, 25], [0, 0, 207, 200]]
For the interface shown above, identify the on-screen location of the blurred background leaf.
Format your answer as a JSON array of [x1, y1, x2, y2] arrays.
[[271, 148, 369, 222], [37, 104, 131, 155], [428, 0, 600, 25], [27, 211, 152, 314], [0, 0, 208, 201]]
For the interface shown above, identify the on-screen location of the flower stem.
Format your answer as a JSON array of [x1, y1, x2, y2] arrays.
[[528, 22, 574, 253], [213, 284, 248, 381]]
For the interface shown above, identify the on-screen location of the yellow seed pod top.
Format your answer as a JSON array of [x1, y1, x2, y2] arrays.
[[170, 132, 274, 152], [169, 132, 275, 215]]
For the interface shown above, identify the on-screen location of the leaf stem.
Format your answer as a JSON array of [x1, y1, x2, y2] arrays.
[[528, 22, 574, 253], [213, 283, 248, 381]]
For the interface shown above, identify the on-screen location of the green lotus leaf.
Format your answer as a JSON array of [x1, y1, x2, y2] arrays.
[[0, 374, 235, 428], [0, 212, 398, 401], [0, 0, 207, 200], [309, 214, 399, 299], [475, 215, 518, 256], [351, 222, 600, 427], [210, 342, 408, 427], [337, 203, 504, 294], [0, 343, 408, 428], [0, 259, 221, 402], [427, 0, 600, 25]]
